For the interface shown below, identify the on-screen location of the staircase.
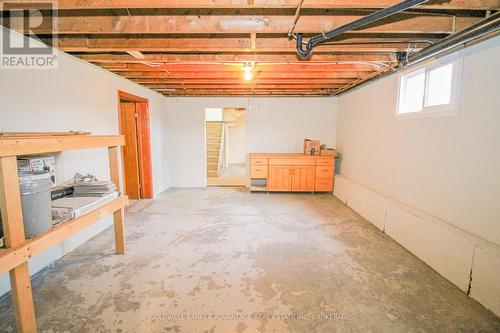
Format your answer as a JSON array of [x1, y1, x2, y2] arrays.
[[206, 121, 223, 177]]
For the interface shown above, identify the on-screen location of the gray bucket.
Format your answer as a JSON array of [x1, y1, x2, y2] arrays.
[[19, 172, 53, 238]]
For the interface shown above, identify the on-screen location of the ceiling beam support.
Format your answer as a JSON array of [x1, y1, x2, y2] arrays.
[[20, 15, 479, 35], [12, 0, 498, 10], [78, 53, 397, 63]]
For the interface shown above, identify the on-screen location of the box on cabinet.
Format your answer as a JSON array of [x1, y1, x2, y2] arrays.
[[303, 139, 321, 155]]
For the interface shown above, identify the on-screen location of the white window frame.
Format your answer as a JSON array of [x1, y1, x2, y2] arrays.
[[396, 54, 462, 119]]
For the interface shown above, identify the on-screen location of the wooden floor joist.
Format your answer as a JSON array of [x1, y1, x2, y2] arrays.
[[21, 15, 480, 35], [79, 53, 397, 63], [4, 0, 492, 95], [10, 0, 500, 10]]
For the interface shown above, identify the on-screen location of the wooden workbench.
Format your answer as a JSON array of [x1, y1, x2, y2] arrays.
[[0, 135, 128, 333]]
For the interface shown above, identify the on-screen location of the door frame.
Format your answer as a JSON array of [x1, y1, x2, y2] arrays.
[[117, 90, 153, 199]]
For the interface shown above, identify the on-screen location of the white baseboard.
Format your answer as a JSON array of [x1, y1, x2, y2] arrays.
[[334, 175, 500, 317]]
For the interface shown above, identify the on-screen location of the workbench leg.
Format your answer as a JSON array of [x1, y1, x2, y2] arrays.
[[113, 209, 126, 254], [108, 146, 126, 254], [10, 264, 37, 333], [0, 157, 37, 333]]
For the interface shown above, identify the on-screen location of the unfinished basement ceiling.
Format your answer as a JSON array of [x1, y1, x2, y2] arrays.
[[10, 1, 500, 96]]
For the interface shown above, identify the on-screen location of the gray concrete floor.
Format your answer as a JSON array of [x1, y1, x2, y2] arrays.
[[207, 164, 246, 187], [0, 188, 499, 332]]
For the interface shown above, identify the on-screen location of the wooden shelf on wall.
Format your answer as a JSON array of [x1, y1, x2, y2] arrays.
[[0, 134, 127, 333]]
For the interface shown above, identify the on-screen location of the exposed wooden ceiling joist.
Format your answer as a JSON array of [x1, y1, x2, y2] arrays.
[[79, 53, 397, 63], [5, 1, 493, 96], [143, 84, 345, 88], [51, 36, 433, 53], [11, 0, 499, 10], [101, 63, 382, 72], [21, 15, 479, 35], [131, 78, 355, 84], [118, 71, 371, 79]]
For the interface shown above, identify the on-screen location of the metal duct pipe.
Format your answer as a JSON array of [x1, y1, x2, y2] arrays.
[[397, 11, 500, 67], [295, 0, 429, 59]]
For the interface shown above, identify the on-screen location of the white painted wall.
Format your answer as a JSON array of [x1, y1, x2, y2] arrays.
[[335, 37, 500, 315], [205, 108, 223, 121], [227, 114, 246, 164], [0, 28, 170, 296], [166, 97, 338, 187]]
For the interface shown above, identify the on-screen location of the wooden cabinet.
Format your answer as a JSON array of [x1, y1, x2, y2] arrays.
[[268, 166, 293, 191], [315, 178, 333, 192], [291, 166, 315, 191], [267, 165, 315, 192], [250, 153, 336, 193], [250, 165, 268, 178], [315, 165, 334, 179], [315, 157, 335, 192]]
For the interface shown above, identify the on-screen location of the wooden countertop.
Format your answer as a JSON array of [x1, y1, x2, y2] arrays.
[[250, 152, 337, 158]]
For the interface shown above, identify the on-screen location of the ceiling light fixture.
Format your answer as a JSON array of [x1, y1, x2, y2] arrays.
[[243, 62, 254, 81]]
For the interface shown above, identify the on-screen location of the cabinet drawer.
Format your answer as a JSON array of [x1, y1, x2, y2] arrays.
[[251, 158, 268, 166], [316, 157, 334, 166], [315, 178, 333, 192], [269, 158, 315, 166], [315, 166, 334, 179], [251, 166, 268, 178]]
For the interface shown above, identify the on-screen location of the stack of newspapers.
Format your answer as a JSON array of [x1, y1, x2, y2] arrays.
[[72, 173, 117, 197]]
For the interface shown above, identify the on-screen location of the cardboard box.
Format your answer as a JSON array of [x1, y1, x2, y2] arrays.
[[18, 155, 56, 185], [304, 139, 321, 155], [320, 148, 337, 156]]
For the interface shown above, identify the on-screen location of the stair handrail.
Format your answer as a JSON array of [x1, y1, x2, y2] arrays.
[[217, 122, 225, 175]]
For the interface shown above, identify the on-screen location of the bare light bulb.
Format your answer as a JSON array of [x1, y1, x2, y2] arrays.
[[244, 69, 252, 81], [243, 62, 253, 81]]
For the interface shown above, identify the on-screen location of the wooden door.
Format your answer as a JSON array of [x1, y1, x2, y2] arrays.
[[268, 166, 292, 191], [119, 102, 141, 199], [135, 102, 153, 198], [291, 166, 315, 192]]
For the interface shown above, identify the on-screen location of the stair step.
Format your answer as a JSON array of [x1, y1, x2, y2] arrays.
[[206, 121, 222, 178]]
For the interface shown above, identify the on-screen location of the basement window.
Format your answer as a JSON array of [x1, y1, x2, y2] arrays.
[[397, 58, 460, 117]]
